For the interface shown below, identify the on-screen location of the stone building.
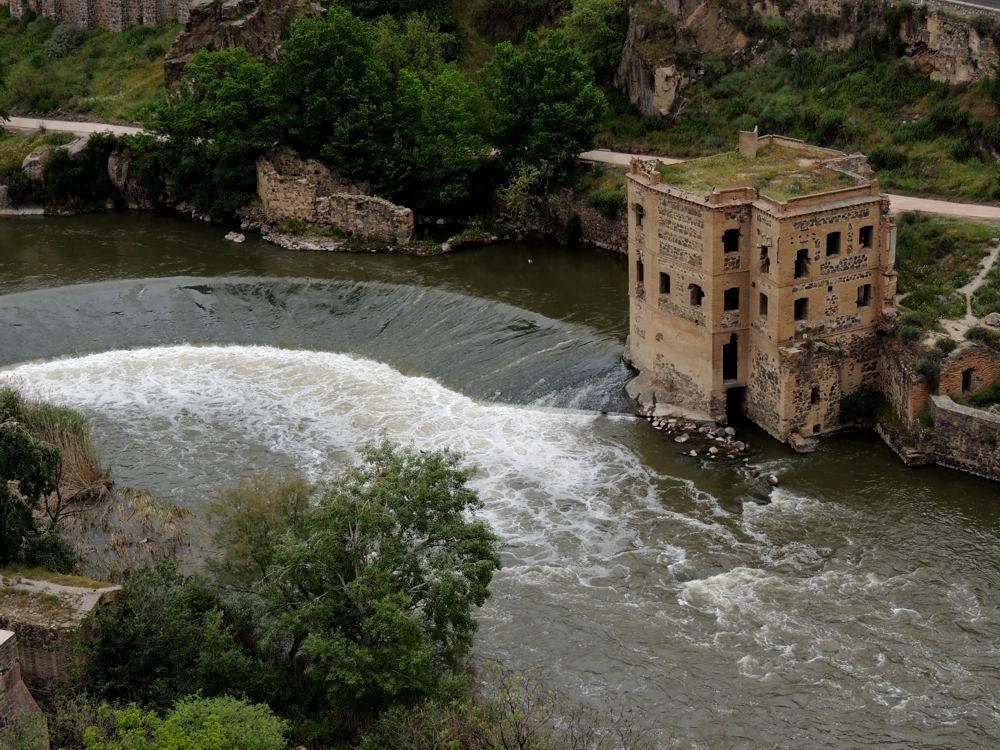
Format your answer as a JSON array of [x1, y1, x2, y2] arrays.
[[1, 0, 190, 30], [625, 131, 896, 449]]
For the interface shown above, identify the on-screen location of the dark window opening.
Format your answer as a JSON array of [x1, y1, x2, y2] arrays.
[[810, 386, 820, 405], [859, 225, 873, 248], [812, 424, 821, 434], [795, 249, 809, 279], [826, 231, 841, 257], [857, 283, 872, 307], [723, 287, 740, 311], [689, 284, 704, 307], [794, 297, 809, 321], [759, 293, 769, 317], [633, 202, 645, 227], [723, 229, 740, 254], [722, 334, 738, 381], [636, 259, 644, 283], [659, 272, 670, 295], [962, 368, 975, 394], [760, 245, 771, 273]]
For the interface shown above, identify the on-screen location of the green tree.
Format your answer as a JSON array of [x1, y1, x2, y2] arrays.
[[250, 443, 500, 730], [272, 7, 393, 178], [83, 697, 287, 750], [389, 67, 493, 211], [485, 30, 606, 174], [371, 13, 456, 84], [564, 0, 627, 82], [0, 420, 62, 567], [82, 563, 275, 711], [155, 47, 277, 217]]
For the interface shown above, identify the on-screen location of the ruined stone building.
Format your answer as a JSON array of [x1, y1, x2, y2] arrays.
[[1, 0, 190, 30], [625, 132, 897, 449]]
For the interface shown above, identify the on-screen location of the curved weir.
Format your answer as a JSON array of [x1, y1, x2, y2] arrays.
[[0, 277, 633, 412]]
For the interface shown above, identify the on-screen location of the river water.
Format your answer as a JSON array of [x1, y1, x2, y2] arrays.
[[2, 214, 999, 747]]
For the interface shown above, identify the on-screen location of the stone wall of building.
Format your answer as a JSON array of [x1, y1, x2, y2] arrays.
[[929, 395, 1000, 481], [0, 630, 47, 746], [256, 148, 413, 246], [937, 344, 1000, 398], [2, 0, 190, 30]]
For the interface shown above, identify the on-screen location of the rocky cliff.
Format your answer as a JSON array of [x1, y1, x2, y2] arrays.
[[618, 0, 1000, 117]]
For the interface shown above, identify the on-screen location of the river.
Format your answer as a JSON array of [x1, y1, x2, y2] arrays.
[[2, 214, 999, 747]]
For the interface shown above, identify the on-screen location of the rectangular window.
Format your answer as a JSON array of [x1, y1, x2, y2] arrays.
[[856, 283, 872, 307], [794, 297, 808, 321], [636, 259, 644, 283], [659, 272, 670, 295], [759, 293, 768, 317], [723, 229, 740, 254], [826, 231, 841, 256], [795, 249, 809, 279], [689, 284, 704, 307], [760, 245, 770, 274], [723, 287, 740, 311], [633, 203, 645, 227], [859, 225, 873, 248]]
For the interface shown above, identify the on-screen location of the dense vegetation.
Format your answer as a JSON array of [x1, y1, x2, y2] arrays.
[[0, 8, 176, 121]]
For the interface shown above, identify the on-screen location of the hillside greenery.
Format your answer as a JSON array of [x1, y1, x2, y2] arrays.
[[0, 8, 177, 121]]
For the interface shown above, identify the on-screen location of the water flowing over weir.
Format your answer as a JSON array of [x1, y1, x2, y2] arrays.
[[0, 276, 633, 412], [4, 268, 1000, 745]]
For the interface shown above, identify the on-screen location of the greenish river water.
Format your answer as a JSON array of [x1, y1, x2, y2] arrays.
[[2, 214, 999, 747]]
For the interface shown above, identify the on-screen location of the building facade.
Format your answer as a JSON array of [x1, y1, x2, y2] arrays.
[[625, 132, 897, 449]]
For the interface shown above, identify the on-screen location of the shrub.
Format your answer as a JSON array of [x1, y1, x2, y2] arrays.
[[42, 24, 86, 58], [869, 145, 906, 170], [967, 325, 1000, 350], [588, 187, 626, 218], [839, 384, 887, 425]]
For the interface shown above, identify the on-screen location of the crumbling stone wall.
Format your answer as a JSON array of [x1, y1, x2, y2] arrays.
[[0, 620, 76, 693], [256, 148, 413, 246], [937, 344, 1000, 398], [0, 630, 47, 745], [929, 395, 1000, 481], [2, 0, 189, 30]]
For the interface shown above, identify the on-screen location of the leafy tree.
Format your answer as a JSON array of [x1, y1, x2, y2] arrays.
[[371, 12, 456, 83], [564, 0, 627, 82], [389, 67, 493, 211], [485, 30, 606, 174], [0, 420, 62, 567], [83, 696, 287, 750], [338, 0, 451, 23], [82, 562, 275, 712], [271, 7, 393, 178], [244, 443, 500, 731], [155, 47, 277, 217]]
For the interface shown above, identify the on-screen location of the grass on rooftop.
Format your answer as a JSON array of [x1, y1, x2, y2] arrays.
[[655, 144, 859, 200]]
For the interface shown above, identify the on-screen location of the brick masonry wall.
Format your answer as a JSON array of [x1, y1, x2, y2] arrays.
[[929, 395, 1000, 481], [937, 345, 1000, 397]]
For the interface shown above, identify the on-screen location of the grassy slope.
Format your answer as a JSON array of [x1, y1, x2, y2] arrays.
[[0, 8, 179, 122]]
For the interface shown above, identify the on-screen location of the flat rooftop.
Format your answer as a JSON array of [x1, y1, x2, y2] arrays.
[[656, 143, 865, 201]]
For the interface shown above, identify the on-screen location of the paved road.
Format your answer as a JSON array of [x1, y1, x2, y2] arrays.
[[935, 0, 1000, 12], [580, 148, 1000, 221], [2, 116, 143, 137]]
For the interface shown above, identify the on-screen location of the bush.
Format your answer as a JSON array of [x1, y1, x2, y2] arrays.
[[839, 384, 886, 425], [42, 24, 86, 58], [869, 145, 906, 170], [588, 187, 625, 218], [967, 325, 1000, 350]]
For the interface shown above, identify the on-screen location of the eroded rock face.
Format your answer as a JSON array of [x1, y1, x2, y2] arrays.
[[164, 0, 315, 84], [21, 147, 54, 183], [108, 150, 156, 210], [899, 10, 998, 85]]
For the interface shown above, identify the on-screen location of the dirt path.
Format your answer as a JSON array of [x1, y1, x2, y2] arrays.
[[940, 242, 1000, 339], [2, 116, 143, 137]]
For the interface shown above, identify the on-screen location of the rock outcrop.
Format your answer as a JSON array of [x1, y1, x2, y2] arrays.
[[256, 147, 413, 246], [164, 0, 313, 84]]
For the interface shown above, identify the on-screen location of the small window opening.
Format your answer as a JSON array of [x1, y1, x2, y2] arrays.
[[857, 283, 872, 307], [794, 297, 809, 321], [633, 203, 644, 227], [795, 249, 809, 279], [859, 225, 873, 249], [812, 424, 821, 434], [962, 368, 975, 394], [723, 287, 740, 311], [826, 231, 841, 257], [636, 259, 644, 283], [722, 334, 738, 381], [759, 293, 769, 317], [760, 245, 771, 273], [659, 272, 670, 295], [810, 386, 820, 405], [689, 284, 704, 307], [723, 229, 740, 254]]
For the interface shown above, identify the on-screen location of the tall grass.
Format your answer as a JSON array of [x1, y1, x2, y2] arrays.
[[0, 385, 111, 503]]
